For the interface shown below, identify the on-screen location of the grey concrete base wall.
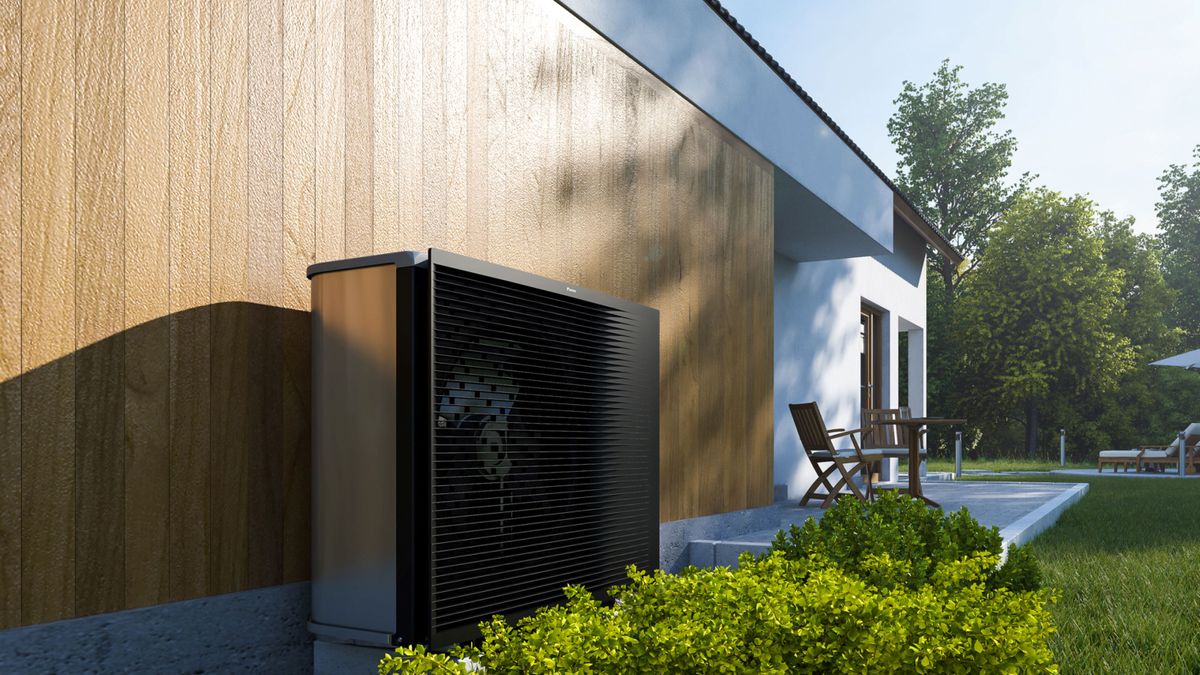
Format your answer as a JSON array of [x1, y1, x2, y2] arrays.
[[0, 582, 312, 674], [659, 498, 801, 572], [315, 640, 393, 675]]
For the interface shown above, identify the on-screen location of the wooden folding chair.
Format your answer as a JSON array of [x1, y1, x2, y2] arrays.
[[790, 402, 885, 507], [861, 407, 926, 481]]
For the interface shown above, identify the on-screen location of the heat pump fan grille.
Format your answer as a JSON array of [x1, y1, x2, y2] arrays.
[[429, 263, 656, 636]]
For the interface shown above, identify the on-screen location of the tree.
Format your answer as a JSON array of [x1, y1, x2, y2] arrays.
[[954, 190, 1136, 457], [887, 61, 1031, 441], [1061, 214, 1182, 456], [1155, 145, 1200, 341], [887, 60, 1032, 292]]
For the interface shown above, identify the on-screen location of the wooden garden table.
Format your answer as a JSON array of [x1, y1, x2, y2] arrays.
[[878, 417, 965, 508]]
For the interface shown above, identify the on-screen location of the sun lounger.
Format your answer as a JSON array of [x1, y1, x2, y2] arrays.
[[1137, 423, 1200, 474], [1097, 448, 1141, 473], [1097, 423, 1200, 474]]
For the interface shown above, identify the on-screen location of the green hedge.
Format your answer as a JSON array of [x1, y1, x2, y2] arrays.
[[379, 493, 1057, 674], [771, 491, 1042, 593]]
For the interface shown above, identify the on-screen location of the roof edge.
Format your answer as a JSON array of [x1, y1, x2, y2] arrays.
[[893, 194, 963, 265], [702, 0, 963, 265]]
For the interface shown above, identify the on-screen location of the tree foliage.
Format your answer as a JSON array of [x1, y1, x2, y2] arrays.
[[1155, 144, 1200, 341], [954, 190, 1136, 455], [889, 64, 1199, 459], [887, 59, 1031, 288], [888, 61, 1031, 451], [1049, 214, 1192, 456]]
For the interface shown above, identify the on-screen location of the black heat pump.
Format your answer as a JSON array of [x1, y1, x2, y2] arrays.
[[307, 249, 659, 650]]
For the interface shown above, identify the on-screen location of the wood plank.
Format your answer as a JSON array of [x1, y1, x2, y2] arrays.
[[422, 0, 469, 253], [753, 164, 774, 506], [20, 0, 76, 624], [248, 0, 284, 588], [281, 0, 315, 583], [208, 0, 249, 596], [489, 0, 537, 271], [370, 0, 400, 252], [0, 0, 20, 630], [123, 0, 171, 609], [463, 0, 489, 260], [74, 0, 125, 617], [531, 13, 563, 282], [483, 0, 510, 267], [315, 0, 345, 262], [168, 0, 211, 602], [344, 0, 372, 256], [442, 0, 469, 254]]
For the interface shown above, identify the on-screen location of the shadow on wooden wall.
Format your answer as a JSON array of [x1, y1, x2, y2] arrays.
[[0, 302, 311, 629]]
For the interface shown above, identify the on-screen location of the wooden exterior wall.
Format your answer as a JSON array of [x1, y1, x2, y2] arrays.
[[0, 0, 774, 629]]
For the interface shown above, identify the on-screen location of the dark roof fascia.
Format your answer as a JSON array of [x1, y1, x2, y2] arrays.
[[702, 0, 963, 265]]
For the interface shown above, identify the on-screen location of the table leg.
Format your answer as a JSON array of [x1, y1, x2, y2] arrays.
[[908, 436, 920, 497], [909, 433, 939, 508]]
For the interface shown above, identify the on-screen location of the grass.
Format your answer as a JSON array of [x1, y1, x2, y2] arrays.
[[901, 457, 1094, 473], [965, 473, 1200, 673]]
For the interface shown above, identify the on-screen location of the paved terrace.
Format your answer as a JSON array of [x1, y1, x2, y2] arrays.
[[661, 481, 1088, 572]]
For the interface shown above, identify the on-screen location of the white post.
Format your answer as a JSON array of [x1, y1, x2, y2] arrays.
[[1180, 432, 1187, 478], [1059, 429, 1066, 467], [955, 431, 963, 480]]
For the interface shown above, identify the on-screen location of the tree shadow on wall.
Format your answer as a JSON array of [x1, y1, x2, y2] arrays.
[[1, 301, 311, 627]]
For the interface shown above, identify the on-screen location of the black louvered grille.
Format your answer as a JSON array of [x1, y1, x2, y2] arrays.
[[429, 264, 655, 633]]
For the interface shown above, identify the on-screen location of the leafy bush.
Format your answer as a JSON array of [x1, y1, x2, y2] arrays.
[[771, 490, 1042, 592], [379, 551, 1056, 674]]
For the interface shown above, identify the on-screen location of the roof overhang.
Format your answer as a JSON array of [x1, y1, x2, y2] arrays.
[[554, 0, 963, 265], [774, 168, 889, 262], [556, 0, 894, 254], [893, 194, 964, 266]]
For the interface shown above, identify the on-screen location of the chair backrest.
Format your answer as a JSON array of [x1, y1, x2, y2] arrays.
[[789, 402, 838, 454], [861, 408, 909, 448]]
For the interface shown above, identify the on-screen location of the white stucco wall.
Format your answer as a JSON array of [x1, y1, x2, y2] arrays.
[[773, 222, 929, 498]]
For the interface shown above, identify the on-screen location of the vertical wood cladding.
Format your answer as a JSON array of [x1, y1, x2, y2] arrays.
[[0, 0, 773, 628]]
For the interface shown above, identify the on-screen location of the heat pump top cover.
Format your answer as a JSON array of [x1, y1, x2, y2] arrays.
[[427, 250, 658, 643]]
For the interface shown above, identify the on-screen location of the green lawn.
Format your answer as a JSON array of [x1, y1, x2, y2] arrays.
[[966, 474, 1200, 673], [902, 457, 1095, 473]]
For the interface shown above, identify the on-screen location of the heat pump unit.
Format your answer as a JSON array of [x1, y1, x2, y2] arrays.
[[307, 249, 659, 650]]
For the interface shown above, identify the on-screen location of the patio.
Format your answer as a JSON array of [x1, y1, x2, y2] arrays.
[[664, 480, 1088, 571]]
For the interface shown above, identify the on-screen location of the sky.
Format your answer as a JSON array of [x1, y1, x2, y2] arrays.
[[720, 0, 1200, 236]]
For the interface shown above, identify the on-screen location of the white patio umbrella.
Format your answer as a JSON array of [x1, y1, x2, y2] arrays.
[[1150, 348, 1200, 371], [1149, 348, 1200, 476]]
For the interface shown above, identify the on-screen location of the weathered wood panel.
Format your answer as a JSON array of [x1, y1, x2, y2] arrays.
[[74, 0, 125, 617], [343, 0, 372, 256], [167, 0, 211, 602], [282, 0, 316, 584], [209, 0, 250, 597], [315, 0, 346, 262], [20, 0, 77, 626], [0, 0, 774, 628], [0, 0, 21, 629], [123, 0, 171, 610], [247, 0, 285, 591]]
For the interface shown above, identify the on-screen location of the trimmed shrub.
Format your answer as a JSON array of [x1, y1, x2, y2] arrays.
[[379, 551, 1056, 674], [771, 490, 1042, 592]]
